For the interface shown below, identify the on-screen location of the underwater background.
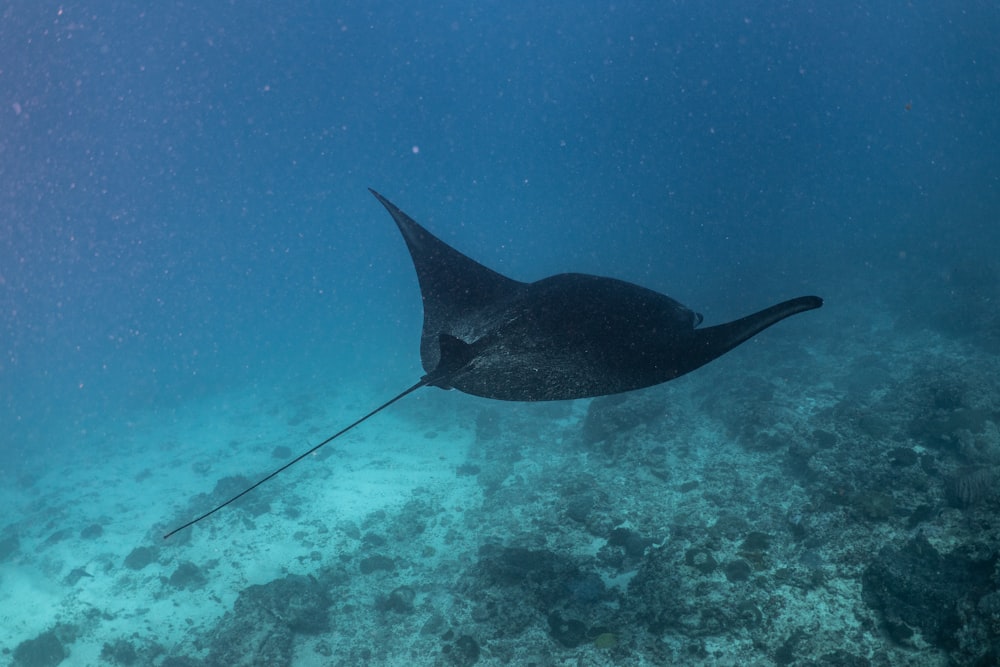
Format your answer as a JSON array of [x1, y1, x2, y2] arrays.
[[1, 2, 999, 666]]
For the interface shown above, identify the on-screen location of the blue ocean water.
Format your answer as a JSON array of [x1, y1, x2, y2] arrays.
[[2, 2, 999, 665]]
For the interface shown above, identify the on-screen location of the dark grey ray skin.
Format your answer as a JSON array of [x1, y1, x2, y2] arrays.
[[369, 189, 822, 401], [163, 190, 822, 538]]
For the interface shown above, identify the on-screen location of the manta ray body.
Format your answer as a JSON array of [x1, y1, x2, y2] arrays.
[[164, 190, 822, 537]]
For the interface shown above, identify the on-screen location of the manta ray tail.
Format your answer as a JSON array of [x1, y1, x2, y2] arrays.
[[163, 377, 431, 539]]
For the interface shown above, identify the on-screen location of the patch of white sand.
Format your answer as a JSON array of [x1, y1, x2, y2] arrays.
[[0, 376, 475, 663]]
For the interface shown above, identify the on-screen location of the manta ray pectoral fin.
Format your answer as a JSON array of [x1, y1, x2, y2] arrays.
[[687, 295, 823, 374]]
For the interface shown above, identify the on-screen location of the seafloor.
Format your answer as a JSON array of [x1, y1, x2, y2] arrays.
[[2, 282, 999, 667]]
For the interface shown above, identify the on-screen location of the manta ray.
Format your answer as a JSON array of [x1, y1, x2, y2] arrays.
[[164, 190, 821, 538]]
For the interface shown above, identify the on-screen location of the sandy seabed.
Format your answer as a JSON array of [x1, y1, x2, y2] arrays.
[[3, 309, 999, 666]]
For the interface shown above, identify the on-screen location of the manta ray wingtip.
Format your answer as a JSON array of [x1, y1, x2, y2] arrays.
[[368, 187, 389, 203], [369, 188, 402, 214], [802, 295, 823, 309]]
